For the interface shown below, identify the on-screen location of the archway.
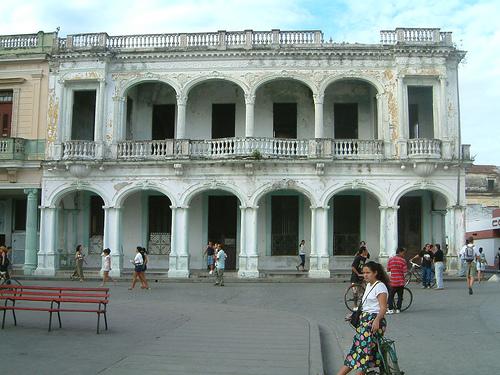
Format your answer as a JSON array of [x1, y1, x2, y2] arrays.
[[54, 190, 105, 269], [121, 189, 173, 270], [254, 79, 314, 139], [185, 79, 246, 140], [397, 190, 448, 258], [323, 79, 379, 140]]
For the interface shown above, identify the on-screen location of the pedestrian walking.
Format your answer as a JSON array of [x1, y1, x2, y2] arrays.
[[100, 248, 113, 286], [129, 246, 149, 290], [139, 247, 150, 288], [461, 236, 480, 295], [296, 240, 306, 271], [337, 261, 389, 375], [350, 247, 369, 284], [204, 241, 215, 275], [433, 243, 445, 289], [476, 247, 487, 283], [411, 244, 434, 288], [214, 244, 227, 287], [387, 247, 408, 314], [70, 245, 85, 281]]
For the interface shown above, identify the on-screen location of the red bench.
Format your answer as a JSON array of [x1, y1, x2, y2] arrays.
[[0, 285, 110, 333]]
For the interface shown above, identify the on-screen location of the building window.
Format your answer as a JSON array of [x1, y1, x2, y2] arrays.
[[407, 86, 434, 139], [334, 103, 358, 139], [71, 90, 96, 140], [0, 90, 13, 138], [152, 104, 175, 140], [487, 179, 495, 192], [13, 198, 27, 231]]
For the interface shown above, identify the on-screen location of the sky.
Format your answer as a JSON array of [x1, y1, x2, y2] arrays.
[[1, 0, 498, 165]]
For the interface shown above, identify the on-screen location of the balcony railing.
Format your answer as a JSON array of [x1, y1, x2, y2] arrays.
[[407, 139, 442, 158], [62, 140, 96, 160], [117, 140, 184, 159], [380, 28, 452, 45], [0, 138, 26, 160]]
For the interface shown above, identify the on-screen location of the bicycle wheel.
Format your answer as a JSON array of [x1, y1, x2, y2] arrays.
[[397, 287, 413, 312], [378, 337, 405, 375], [344, 283, 365, 312], [404, 271, 412, 286]]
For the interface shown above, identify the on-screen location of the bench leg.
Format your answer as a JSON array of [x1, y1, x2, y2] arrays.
[[57, 311, 62, 328], [1, 309, 5, 329], [11, 309, 16, 326], [103, 312, 108, 330], [48, 312, 52, 332], [96, 313, 100, 334]]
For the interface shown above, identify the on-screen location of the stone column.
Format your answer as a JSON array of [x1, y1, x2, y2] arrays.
[[103, 206, 123, 277], [396, 76, 408, 158], [238, 206, 259, 278], [309, 206, 330, 278], [438, 76, 447, 139], [444, 205, 466, 273], [35, 206, 58, 276], [379, 206, 398, 264], [23, 189, 39, 275], [313, 94, 324, 139], [94, 79, 106, 158], [244, 94, 255, 137], [176, 95, 187, 139], [168, 206, 190, 278]]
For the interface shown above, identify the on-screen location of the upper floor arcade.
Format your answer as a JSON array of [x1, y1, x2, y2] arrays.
[[44, 28, 469, 164]]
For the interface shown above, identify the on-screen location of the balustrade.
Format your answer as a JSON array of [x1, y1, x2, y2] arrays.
[[117, 140, 182, 159], [62, 141, 96, 160], [0, 34, 38, 48], [380, 28, 452, 45], [0, 138, 26, 160], [407, 139, 441, 158]]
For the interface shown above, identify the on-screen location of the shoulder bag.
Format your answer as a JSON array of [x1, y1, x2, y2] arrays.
[[346, 281, 379, 329]]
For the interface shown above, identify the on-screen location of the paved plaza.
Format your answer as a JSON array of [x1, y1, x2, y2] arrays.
[[2, 277, 499, 374]]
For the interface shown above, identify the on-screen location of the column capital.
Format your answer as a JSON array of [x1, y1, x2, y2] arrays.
[[244, 94, 256, 105], [313, 93, 324, 105], [170, 205, 189, 210], [240, 205, 258, 210], [379, 205, 399, 211], [176, 94, 188, 105], [447, 205, 466, 211], [112, 95, 126, 103], [310, 205, 329, 210], [103, 205, 122, 210], [24, 188, 39, 197]]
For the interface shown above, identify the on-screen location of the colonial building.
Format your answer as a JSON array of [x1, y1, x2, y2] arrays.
[[33, 28, 470, 278], [0, 32, 55, 274], [465, 164, 500, 265]]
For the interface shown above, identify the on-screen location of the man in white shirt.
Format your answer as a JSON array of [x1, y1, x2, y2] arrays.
[[214, 244, 227, 287]]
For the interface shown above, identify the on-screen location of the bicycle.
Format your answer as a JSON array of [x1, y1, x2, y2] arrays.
[[404, 262, 436, 288], [389, 286, 413, 312], [366, 336, 405, 374], [344, 282, 365, 312]]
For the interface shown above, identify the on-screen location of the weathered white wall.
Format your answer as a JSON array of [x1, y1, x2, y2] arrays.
[[365, 193, 381, 253], [187, 194, 205, 269]]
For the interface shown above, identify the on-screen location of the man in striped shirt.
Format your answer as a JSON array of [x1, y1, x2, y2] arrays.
[[387, 247, 408, 314]]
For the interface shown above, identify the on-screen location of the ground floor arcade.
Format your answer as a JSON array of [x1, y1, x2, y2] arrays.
[[32, 165, 466, 278]]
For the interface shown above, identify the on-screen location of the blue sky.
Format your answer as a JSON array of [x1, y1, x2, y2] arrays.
[[1, 0, 498, 165]]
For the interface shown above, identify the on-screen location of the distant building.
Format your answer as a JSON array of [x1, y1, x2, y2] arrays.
[[465, 165, 500, 265]]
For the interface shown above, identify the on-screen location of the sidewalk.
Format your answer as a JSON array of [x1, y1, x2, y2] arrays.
[[2, 281, 323, 375]]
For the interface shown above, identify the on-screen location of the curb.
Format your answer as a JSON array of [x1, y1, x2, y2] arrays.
[[305, 317, 325, 375]]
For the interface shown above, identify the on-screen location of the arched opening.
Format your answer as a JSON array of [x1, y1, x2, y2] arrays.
[[254, 79, 314, 139], [185, 80, 246, 140], [323, 79, 379, 140], [125, 82, 177, 141], [397, 190, 447, 258], [328, 190, 381, 260], [186, 189, 242, 272], [256, 189, 312, 270], [121, 190, 173, 270], [55, 190, 105, 269]]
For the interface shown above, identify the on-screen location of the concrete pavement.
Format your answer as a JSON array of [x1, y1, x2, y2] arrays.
[[2, 277, 499, 374]]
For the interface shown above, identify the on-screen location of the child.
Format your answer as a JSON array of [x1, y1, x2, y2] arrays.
[[100, 248, 112, 286]]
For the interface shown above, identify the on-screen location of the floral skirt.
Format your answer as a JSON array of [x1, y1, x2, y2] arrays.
[[344, 312, 386, 371]]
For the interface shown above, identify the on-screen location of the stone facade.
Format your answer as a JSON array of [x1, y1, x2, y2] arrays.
[[3, 28, 471, 278], [0, 32, 56, 274]]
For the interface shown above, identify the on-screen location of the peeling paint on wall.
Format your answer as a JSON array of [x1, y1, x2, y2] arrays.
[[46, 89, 58, 142]]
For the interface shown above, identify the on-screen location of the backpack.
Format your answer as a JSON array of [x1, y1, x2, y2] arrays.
[[464, 245, 475, 262]]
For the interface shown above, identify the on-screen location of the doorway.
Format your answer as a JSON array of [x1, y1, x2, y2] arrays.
[[334, 103, 358, 139], [398, 196, 422, 258], [273, 103, 297, 139], [271, 195, 299, 255], [208, 196, 237, 270], [212, 104, 235, 139], [152, 104, 175, 140]]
